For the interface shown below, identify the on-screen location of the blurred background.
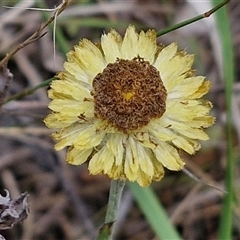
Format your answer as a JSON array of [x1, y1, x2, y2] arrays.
[[0, 0, 239, 239]]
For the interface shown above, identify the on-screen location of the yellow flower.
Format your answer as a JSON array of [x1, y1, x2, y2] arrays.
[[44, 26, 214, 187]]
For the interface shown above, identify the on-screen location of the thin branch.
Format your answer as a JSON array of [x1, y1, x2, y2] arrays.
[[0, 0, 72, 68], [0, 65, 14, 113], [156, 0, 231, 37]]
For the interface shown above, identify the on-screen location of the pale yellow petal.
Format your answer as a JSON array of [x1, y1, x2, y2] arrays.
[[67, 147, 93, 165], [121, 25, 139, 59], [137, 169, 152, 187], [105, 163, 125, 180], [124, 138, 139, 181], [189, 81, 212, 99], [153, 141, 185, 170], [133, 132, 158, 149], [53, 123, 90, 150], [64, 55, 89, 84], [45, 98, 94, 129], [168, 76, 205, 99], [74, 39, 106, 81], [145, 122, 175, 142], [49, 79, 91, 101], [158, 53, 194, 92], [184, 116, 215, 128], [101, 29, 122, 63], [135, 29, 157, 63], [130, 137, 154, 177], [165, 99, 213, 122], [147, 118, 202, 154], [64, 39, 105, 85], [74, 123, 105, 150], [152, 158, 165, 181], [162, 74, 186, 94], [88, 146, 115, 175], [172, 135, 201, 154], [49, 99, 94, 118], [120, 26, 158, 62], [49, 98, 90, 112], [52, 121, 105, 151], [137, 151, 165, 187], [154, 42, 178, 67], [168, 120, 210, 140], [44, 112, 78, 129], [106, 133, 125, 166]]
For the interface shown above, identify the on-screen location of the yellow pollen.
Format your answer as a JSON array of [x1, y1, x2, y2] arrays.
[[123, 92, 134, 101]]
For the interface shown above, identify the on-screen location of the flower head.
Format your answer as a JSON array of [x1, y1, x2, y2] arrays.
[[44, 26, 214, 187]]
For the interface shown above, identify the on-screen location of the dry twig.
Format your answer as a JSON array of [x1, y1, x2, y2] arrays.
[[0, 0, 72, 68]]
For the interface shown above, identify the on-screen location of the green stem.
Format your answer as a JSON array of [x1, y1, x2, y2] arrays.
[[105, 180, 125, 224], [156, 0, 230, 37], [97, 180, 125, 240], [3, 78, 53, 104]]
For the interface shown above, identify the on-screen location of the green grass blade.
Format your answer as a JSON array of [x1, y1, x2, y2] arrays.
[[128, 182, 182, 240], [35, 0, 70, 55], [213, 1, 235, 239]]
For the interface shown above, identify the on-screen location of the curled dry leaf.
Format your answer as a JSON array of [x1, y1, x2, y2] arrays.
[[0, 190, 29, 230]]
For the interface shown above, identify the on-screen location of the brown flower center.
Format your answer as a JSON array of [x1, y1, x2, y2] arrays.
[[92, 57, 167, 132]]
